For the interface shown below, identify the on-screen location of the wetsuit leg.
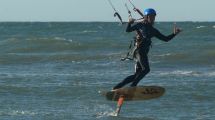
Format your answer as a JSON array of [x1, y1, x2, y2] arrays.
[[113, 62, 142, 90], [113, 74, 135, 89], [113, 47, 150, 89], [130, 50, 150, 87]]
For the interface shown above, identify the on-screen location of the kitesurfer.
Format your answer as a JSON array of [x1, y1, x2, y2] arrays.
[[113, 8, 181, 89]]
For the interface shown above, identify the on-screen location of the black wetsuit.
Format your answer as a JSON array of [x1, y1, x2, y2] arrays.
[[113, 22, 176, 89]]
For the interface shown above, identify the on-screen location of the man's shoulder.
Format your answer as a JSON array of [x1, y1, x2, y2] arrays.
[[131, 22, 146, 30]]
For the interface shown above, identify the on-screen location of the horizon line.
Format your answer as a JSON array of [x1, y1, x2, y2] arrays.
[[0, 20, 215, 23]]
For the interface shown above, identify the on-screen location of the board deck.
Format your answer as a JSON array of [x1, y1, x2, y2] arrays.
[[103, 86, 165, 101]]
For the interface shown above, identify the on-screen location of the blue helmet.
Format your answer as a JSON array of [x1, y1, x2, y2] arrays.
[[144, 8, 156, 16]]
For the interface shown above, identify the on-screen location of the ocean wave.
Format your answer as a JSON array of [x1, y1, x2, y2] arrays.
[[0, 72, 74, 78], [0, 110, 36, 116], [158, 70, 201, 76], [0, 36, 124, 54], [154, 53, 172, 57], [208, 72, 215, 77], [94, 104, 116, 118], [0, 85, 36, 94], [154, 70, 215, 77], [2, 40, 76, 54], [0, 47, 122, 64], [153, 53, 189, 63], [0, 37, 75, 53], [196, 26, 206, 29], [152, 50, 215, 65], [82, 30, 98, 33]]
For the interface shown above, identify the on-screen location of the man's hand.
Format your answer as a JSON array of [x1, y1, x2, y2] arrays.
[[174, 23, 182, 35], [128, 18, 135, 24]]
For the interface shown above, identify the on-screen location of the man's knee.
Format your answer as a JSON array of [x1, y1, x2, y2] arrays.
[[142, 67, 150, 74], [137, 68, 149, 79]]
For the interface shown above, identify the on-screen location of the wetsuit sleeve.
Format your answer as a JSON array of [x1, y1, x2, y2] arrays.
[[126, 23, 140, 32], [154, 28, 176, 42]]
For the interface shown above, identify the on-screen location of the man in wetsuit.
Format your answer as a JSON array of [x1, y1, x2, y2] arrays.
[[113, 8, 181, 90]]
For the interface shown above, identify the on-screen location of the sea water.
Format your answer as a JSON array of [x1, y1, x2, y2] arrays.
[[0, 22, 214, 120]]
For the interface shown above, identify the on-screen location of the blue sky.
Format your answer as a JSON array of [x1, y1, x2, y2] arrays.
[[0, 0, 214, 22]]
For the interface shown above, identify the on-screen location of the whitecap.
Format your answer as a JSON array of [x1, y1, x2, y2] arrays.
[[2, 110, 36, 116], [155, 53, 172, 57], [68, 39, 73, 42], [159, 70, 201, 76], [150, 60, 160, 64], [93, 104, 116, 118], [207, 72, 215, 77], [196, 26, 206, 29], [96, 111, 117, 118], [82, 30, 98, 33], [54, 37, 66, 41]]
